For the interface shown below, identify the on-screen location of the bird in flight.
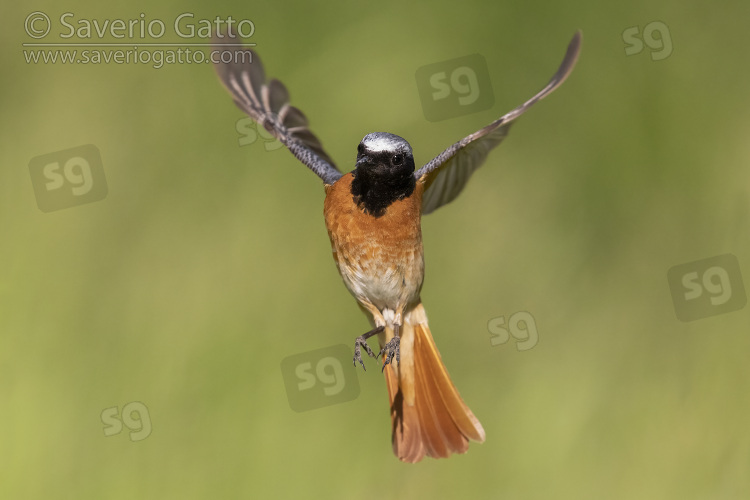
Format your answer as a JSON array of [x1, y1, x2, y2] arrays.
[[212, 31, 581, 463]]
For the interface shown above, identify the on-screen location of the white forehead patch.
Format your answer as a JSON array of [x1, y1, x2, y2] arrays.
[[361, 133, 411, 154], [364, 136, 399, 152]]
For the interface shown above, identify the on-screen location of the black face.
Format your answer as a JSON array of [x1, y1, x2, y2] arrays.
[[351, 132, 416, 217]]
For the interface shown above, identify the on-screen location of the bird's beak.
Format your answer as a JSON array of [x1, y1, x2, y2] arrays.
[[356, 155, 374, 169]]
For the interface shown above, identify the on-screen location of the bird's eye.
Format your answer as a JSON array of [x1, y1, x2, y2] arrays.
[[392, 154, 404, 166], [357, 144, 365, 155]]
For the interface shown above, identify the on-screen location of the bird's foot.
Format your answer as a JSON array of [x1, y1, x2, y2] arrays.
[[353, 326, 383, 371], [378, 335, 401, 372]]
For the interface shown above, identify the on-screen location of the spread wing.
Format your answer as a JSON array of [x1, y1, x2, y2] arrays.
[[416, 31, 582, 215], [212, 34, 343, 186]]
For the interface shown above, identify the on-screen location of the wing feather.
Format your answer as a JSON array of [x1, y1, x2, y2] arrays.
[[212, 33, 342, 185], [417, 31, 582, 214]]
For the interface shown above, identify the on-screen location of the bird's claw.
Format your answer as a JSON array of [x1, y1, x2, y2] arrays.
[[378, 336, 400, 372], [353, 335, 377, 371]]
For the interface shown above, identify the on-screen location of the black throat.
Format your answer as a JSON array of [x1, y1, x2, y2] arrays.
[[350, 168, 415, 218]]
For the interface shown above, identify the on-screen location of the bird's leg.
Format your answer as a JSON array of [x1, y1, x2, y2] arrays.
[[379, 323, 401, 372], [353, 326, 384, 371]]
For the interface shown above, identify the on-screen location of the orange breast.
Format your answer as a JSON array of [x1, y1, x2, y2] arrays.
[[323, 173, 425, 312]]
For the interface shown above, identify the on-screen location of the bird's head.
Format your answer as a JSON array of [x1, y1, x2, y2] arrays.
[[351, 132, 416, 216], [355, 132, 415, 178]]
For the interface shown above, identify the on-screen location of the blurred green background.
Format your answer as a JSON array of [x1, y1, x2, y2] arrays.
[[2, 0, 749, 498]]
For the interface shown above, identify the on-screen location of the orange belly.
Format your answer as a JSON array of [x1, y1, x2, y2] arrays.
[[323, 173, 425, 312]]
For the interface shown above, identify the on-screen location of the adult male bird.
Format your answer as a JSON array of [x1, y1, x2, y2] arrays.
[[213, 31, 581, 463]]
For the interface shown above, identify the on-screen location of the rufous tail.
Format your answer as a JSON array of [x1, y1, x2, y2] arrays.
[[382, 302, 485, 463]]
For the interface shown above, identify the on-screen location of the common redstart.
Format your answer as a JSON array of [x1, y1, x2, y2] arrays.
[[213, 31, 581, 462]]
